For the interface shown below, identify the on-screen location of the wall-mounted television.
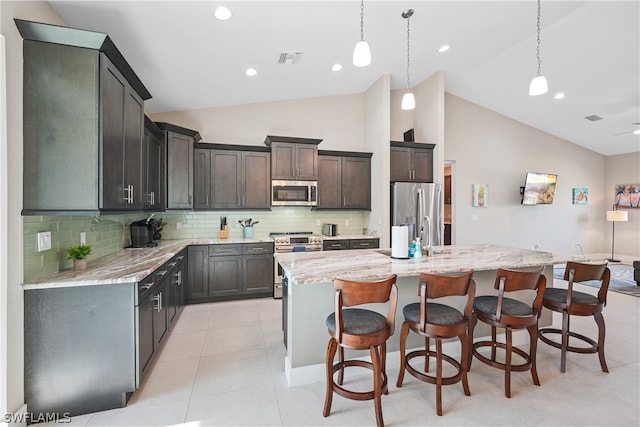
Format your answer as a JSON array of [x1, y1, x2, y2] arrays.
[[521, 172, 557, 205]]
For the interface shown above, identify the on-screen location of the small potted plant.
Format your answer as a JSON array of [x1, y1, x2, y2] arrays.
[[66, 244, 92, 271]]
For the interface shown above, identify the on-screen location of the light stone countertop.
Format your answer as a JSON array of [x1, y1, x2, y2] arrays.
[[22, 237, 274, 290], [275, 244, 569, 285]]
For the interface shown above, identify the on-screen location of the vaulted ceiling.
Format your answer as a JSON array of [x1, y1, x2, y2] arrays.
[[48, 1, 639, 156]]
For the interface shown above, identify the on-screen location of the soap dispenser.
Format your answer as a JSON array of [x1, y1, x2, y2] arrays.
[[414, 237, 423, 259]]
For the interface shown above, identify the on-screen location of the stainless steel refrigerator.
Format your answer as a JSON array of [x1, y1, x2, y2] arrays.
[[391, 182, 443, 248]]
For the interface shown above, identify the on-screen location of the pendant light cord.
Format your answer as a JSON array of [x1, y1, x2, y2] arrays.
[[406, 12, 411, 90], [360, 0, 365, 41], [536, 0, 542, 77]]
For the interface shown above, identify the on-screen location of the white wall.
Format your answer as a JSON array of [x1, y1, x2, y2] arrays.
[[445, 93, 614, 256], [150, 93, 366, 151], [1, 0, 67, 417], [363, 74, 390, 245], [605, 153, 640, 258]]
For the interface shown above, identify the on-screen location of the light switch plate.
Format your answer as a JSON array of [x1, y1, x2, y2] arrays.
[[80, 231, 86, 245], [37, 231, 52, 252]]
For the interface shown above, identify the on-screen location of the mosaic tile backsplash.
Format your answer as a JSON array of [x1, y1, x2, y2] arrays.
[[23, 209, 370, 282]]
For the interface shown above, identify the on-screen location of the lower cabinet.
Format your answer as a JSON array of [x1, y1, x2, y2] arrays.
[[187, 242, 274, 303], [323, 238, 380, 251]]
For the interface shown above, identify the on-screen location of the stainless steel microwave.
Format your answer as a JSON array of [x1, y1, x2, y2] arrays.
[[272, 180, 317, 206]]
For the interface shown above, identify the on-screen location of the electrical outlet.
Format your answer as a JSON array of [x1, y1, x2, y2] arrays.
[[37, 231, 51, 252], [176, 221, 183, 230], [345, 219, 350, 226], [316, 219, 321, 226], [80, 231, 86, 245]]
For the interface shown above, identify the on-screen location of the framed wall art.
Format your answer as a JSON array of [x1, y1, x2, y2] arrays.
[[472, 184, 488, 207], [572, 188, 588, 204], [614, 184, 640, 208]]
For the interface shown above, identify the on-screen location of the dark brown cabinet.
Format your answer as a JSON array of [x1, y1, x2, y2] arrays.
[[323, 238, 379, 250], [187, 245, 209, 302], [264, 135, 322, 180], [390, 141, 435, 183], [194, 144, 271, 210], [156, 122, 201, 210], [318, 151, 372, 210], [142, 117, 165, 210], [18, 19, 152, 214], [187, 243, 273, 303]]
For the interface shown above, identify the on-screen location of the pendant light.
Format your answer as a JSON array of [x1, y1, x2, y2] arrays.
[[353, 0, 371, 67], [529, 0, 548, 96], [401, 9, 415, 110]]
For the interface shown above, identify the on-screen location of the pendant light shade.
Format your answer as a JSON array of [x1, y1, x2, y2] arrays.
[[353, 40, 371, 67], [529, 0, 548, 96], [353, 0, 371, 67], [529, 75, 548, 96], [401, 9, 415, 110], [401, 92, 416, 110]]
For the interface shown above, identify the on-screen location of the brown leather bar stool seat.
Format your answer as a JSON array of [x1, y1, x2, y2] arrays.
[[470, 268, 546, 398], [396, 271, 476, 416], [539, 261, 610, 373], [323, 275, 398, 427]]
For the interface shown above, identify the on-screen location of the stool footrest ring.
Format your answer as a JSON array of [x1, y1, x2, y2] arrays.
[[539, 328, 599, 354], [405, 350, 464, 386], [472, 340, 532, 372], [331, 360, 388, 401]]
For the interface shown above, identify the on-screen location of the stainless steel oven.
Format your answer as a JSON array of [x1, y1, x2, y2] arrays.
[[271, 232, 322, 298], [271, 180, 318, 207]]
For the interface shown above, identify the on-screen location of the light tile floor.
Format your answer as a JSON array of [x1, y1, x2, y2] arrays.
[[55, 280, 639, 426]]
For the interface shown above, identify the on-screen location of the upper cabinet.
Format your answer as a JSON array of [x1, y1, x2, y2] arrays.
[[194, 144, 271, 210], [17, 19, 152, 214], [142, 117, 165, 211], [390, 141, 436, 183], [155, 122, 201, 210], [264, 135, 322, 181], [317, 151, 372, 210]]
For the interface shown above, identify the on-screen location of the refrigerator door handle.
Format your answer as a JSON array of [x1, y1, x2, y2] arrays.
[[415, 188, 421, 243]]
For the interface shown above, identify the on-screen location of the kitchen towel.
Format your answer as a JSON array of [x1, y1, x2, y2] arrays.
[[391, 226, 409, 259]]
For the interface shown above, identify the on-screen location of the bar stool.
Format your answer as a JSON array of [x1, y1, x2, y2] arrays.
[[323, 275, 398, 427], [539, 261, 610, 373], [469, 267, 546, 398], [396, 271, 475, 416]]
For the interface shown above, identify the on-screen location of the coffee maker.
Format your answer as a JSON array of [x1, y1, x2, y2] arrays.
[[130, 221, 155, 248]]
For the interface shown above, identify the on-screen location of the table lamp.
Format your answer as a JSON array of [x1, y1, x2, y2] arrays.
[[606, 207, 628, 262]]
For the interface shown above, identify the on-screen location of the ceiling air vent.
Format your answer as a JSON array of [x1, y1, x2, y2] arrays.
[[584, 115, 603, 122], [278, 51, 303, 65]]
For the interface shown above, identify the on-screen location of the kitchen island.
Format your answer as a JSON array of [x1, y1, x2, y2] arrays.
[[275, 244, 567, 386]]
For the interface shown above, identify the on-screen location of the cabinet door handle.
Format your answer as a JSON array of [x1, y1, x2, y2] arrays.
[[343, 197, 346, 206], [206, 195, 209, 206], [156, 270, 168, 276], [153, 292, 162, 312], [168, 262, 177, 268], [142, 281, 154, 290], [176, 256, 184, 260], [151, 191, 155, 205], [175, 270, 182, 286]]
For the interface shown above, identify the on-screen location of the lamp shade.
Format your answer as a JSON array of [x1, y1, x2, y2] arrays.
[[529, 75, 548, 96], [401, 92, 415, 110], [606, 210, 628, 222], [352, 40, 371, 67]]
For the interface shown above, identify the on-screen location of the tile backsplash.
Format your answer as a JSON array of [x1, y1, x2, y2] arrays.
[[23, 209, 372, 282]]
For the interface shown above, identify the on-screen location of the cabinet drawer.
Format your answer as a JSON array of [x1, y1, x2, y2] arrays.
[[243, 243, 274, 255], [349, 239, 379, 249], [209, 244, 242, 256], [323, 240, 349, 251]]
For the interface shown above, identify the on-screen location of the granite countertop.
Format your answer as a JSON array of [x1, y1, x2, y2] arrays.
[[23, 237, 274, 290], [275, 244, 569, 285], [321, 234, 380, 240]]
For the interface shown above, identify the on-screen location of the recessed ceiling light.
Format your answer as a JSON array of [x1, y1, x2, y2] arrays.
[[554, 92, 566, 99], [438, 45, 450, 53], [331, 64, 342, 72], [634, 129, 640, 135], [214, 6, 232, 21], [245, 68, 257, 77]]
